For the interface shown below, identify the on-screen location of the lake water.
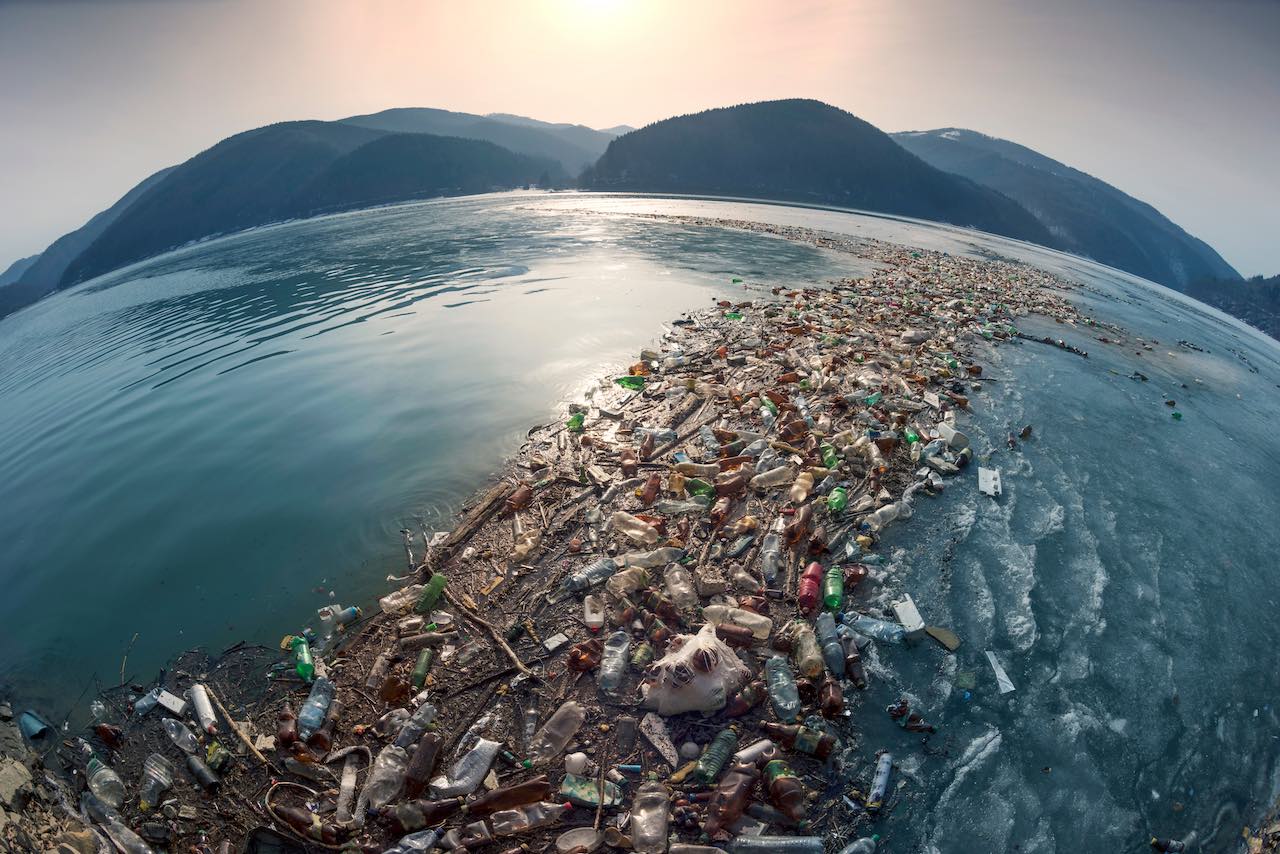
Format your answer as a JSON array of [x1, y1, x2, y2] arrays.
[[2, 192, 1278, 852]]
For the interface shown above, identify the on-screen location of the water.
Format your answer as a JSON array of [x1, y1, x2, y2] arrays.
[[3, 192, 1279, 851]]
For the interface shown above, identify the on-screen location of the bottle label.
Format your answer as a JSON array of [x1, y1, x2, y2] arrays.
[[795, 727, 822, 754]]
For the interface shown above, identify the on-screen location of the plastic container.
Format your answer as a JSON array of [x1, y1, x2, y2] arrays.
[[489, 800, 570, 835], [630, 780, 671, 853], [765, 656, 801, 722], [701, 604, 772, 640], [789, 621, 824, 679], [138, 753, 173, 812], [429, 738, 500, 798], [663, 563, 699, 610], [162, 718, 199, 755], [597, 631, 631, 695], [528, 701, 585, 766], [188, 683, 217, 734], [296, 676, 335, 740]]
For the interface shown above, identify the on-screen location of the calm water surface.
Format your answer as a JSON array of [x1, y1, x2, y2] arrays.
[[2, 193, 1278, 853]]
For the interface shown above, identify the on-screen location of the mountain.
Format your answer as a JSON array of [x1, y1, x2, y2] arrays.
[[892, 128, 1239, 289], [1184, 274, 1280, 339], [61, 122, 561, 288], [581, 99, 1055, 246], [0, 165, 175, 318], [341, 107, 613, 173], [0, 255, 37, 287], [598, 125, 636, 136]]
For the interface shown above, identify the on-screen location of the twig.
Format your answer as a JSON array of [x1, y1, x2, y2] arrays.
[[205, 685, 277, 772], [119, 632, 138, 686], [441, 588, 545, 686]]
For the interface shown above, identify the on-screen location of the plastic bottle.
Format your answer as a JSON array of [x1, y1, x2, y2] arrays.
[[622, 547, 687, 568], [819, 674, 845, 718], [674, 461, 719, 478], [308, 698, 343, 751], [81, 793, 154, 854], [631, 780, 671, 853], [836, 837, 878, 854], [77, 740, 126, 809], [583, 594, 605, 631], [380, 584, 424, 615], [723, 681, 766, 717], [797, 561, 823, 613], [822, 565, 844, 611], [612, 511, 660, 545], [414, 573, 448, 615], [758, 532, 783, 585], [692, 728, 738, 786], [186, 754, 220, 791], [528, 701, 585, 766], [138, 754, 173, 812], [617, 374, 646, 392], [827, 486, 849, 513], [789, 621, 824, 679], [843, 613, 907, 644], [763, 759, 809, 824], [489, 800, 571, 835], [814, 612, 844, 676], [764, 656, 801, 722], [702, 604, 773, 640], [598, 631, 631, 695], [558, 557, 618, 597], [663, 563, 700, 611], [702, 762, 759, 838], [866, 752, 893, 810], [383, 828, 443, 854], [789, 470, 814, 503], [162, 718, 199, 755], [410, 648, 435, 689], [656, 497, 711, 515], [750, 466, 793, 490], [189, 683, 217, 734], [360, 744, 409, 810], [394, 702, 438, 749], [288, 635, 314, 682], [729, 836, 823, 852], [297, 676, 335, 741], [760, 722, 838, 759]]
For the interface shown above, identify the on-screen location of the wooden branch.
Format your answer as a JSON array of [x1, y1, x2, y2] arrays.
[[205, 685, 277, 772]]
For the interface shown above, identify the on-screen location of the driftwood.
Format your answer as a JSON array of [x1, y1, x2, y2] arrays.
[[428, 481, 514, 569], [205, 685, 277, 772]]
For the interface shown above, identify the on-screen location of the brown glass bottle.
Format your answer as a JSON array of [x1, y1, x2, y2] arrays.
[[386, 796, 463, 833], [722, 680, 766, 717], [306, 699, 342, 752], [818, 675, 844, 719], [274, 805, 340, 843], [463, 774, 551, 816], [762, 759, 808, 826], [759, 722, 837, 760], [702, 762, 759, 838], [403, 732, 443, 799], [639, 472, 662, 505], [276, 703, 298, 747]]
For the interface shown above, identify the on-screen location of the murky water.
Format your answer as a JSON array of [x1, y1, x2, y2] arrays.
[[1, 192, 1277, 852]]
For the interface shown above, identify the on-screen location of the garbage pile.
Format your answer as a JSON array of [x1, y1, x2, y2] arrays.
[[54, 244, 1101, 854]]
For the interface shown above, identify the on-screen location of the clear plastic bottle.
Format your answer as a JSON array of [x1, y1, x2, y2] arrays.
[[558, 557, 618, 597], [81, 792, 154, 854], [750, 466, 793, 490], [843, 613, 907, 644], [297, 676, 335, 740], [489, 800, 570, 835], [701, 604, 773, 640], [758, 532, 783, 585], [162, 718, 199, 755], [790, 621, 824, 679], [837, 837, 878, 854], [674, 461, 719, 478], [764, 656, 801, 723], [382, 829, 442, 854], [138, 753, 173, 812], [814, 611, 844, 676], [429, 737, 500, 798], [654, 497, 711, 515], [380, 584, 424, 615], [528, 701, 585, 766], [610, 511, 660, 545], [789, 470, 814, 503], [80, 741, 126, 809], [360, 744, 409, 810], [631, 780, 671, 853], [622, 547, 687, 568], [729, 836, 824, 852], [597, 631, 631, 695], [663, 563, 700, 610], [394, 702, 438, 749]]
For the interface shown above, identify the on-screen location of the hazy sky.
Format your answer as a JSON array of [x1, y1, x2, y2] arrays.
[[1, 0, 1276, 275]]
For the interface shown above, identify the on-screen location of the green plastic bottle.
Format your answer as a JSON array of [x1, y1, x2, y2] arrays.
[[692, 728, 738, 786], [904, 428, 920, 444], [724, 311, 743, 320], [566, 412, 584, 432], [820, 442, 839, 469], [411, 648, 435, 689], [414, 573, 448, 615], [827, 487, 848, 514], [864, 391, 883, 406], [822, 566, 844, 611], [762, 397, 779, 417], [616, 375, 646, 391], [686, 478, 715, 498], [289, 635, 314, 682]]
